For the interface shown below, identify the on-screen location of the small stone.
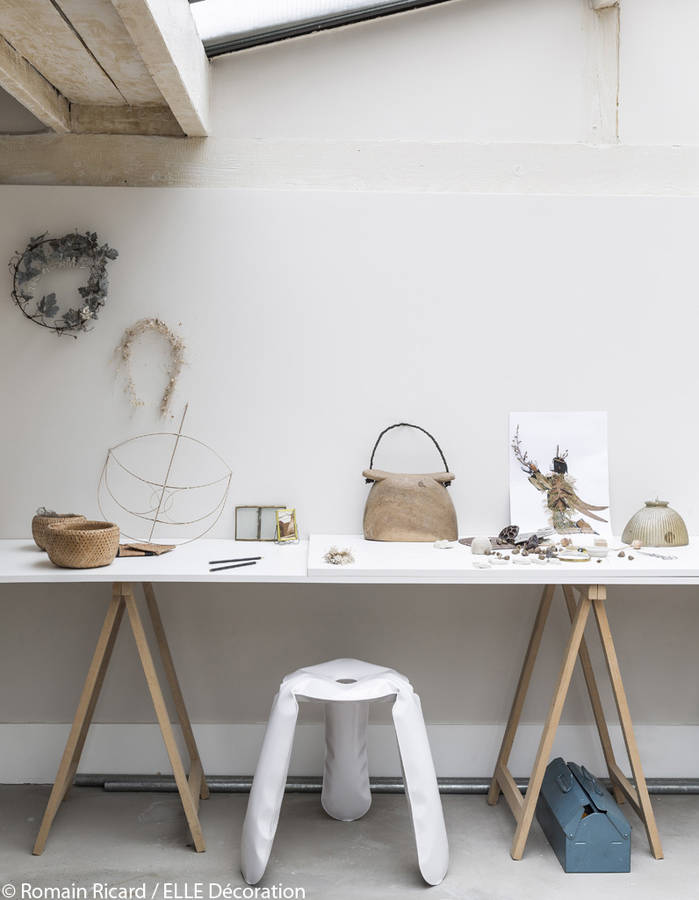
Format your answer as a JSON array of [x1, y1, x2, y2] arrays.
[[596, 558, 602, 563], [471, 536, 493, 555], [561, 537, 572, 547], [628, 555, 634, 560], [522, 549, 528, 556], [631, 539, 642, 550], [512, 547, 520, 555], [618, 551, 625, 558], [504, 555, 510, 560]]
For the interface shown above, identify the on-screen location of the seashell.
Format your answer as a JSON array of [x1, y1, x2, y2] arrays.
[[621, 500, 688, 548], [497, 525, 519, 544], [631, 539, 642, 550], [471, 536, 493, 555]]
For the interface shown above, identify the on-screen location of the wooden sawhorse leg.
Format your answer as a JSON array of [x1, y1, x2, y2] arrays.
[[488, 584, 663, 861], [33, 581, 208, 855]]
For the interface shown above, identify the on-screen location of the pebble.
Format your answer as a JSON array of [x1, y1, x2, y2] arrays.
[[628, 554, 635, 560], [631, 540, 642, 550], [618, 551, 625, 557]]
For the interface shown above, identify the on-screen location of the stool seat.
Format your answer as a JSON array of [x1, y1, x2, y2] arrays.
[[241, 658, 449, 886]]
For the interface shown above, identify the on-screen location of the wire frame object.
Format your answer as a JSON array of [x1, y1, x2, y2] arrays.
[[98, 405, 232, 544]]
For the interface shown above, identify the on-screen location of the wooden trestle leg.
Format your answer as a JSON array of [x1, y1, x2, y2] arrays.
[[33, 581, 208, 855], [488, 584, 663, 861]]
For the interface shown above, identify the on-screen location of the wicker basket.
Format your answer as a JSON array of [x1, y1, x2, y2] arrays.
[[46, 520, 120, 569], [32, 513, 87, 550]]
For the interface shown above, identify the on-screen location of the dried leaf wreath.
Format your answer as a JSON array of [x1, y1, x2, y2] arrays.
[[116, 318, 186, 418], [9, 231, 118, 337]]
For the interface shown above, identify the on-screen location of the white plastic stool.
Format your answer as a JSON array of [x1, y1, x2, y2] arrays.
[[240, 658, 449, 886]]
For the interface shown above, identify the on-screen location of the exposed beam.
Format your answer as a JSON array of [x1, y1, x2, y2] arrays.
[[0, 0, 125, 104], [110, 0, 210, 136], [56, 0, 165, 106], [70, 104, 183, 136], [1, 137, 698, 195], [0, 34, 69, 133]]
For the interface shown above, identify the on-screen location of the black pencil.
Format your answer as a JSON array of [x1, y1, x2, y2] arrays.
[[208, 556, 262, 565], [209, 560, 258, 573]]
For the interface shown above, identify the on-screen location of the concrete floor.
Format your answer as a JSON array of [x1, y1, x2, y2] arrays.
[[1, 786, 697, 899]]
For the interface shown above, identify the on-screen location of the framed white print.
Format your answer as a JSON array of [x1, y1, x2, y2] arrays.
[[509, 411, 611, 537]]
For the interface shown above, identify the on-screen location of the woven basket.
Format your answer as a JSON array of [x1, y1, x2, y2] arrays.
[[46, 520, 120, 569], [32, 513, 87, 551]]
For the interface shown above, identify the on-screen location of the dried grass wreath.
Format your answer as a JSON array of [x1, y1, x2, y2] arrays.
[[117, 317, 186, 418], [10, 231, 118, 337]]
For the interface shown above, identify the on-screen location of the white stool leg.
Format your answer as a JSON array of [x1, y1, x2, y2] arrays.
[[392, 691, 449, 886], [241, 688, 299, 885], [321, 700, 371, 821]]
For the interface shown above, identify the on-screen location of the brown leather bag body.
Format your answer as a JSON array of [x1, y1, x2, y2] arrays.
[[362, 423, 458, 542]]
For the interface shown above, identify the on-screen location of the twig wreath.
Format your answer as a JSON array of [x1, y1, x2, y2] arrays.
[[117, 317, 186, 418], [9, 231, 118, 337]]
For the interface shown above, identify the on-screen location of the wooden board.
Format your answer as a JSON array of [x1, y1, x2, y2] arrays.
[[111, 0, 210, 135], [57, 0, 164, 106], [0, 34, 69, 132], [0, 0, 125, 105], [70, 103, 182, 136]]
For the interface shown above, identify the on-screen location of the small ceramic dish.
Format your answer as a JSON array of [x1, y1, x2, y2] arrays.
[[587, 546, 609, 558], [559, 548, 592, 563]]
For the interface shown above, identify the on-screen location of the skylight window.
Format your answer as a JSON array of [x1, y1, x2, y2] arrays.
[[191, 0, 453, 56]]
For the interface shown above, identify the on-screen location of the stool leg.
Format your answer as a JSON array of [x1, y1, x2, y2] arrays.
[[322, 700, 371, 821], [392, 691, 449, 886], [241, 687, 300, 885]]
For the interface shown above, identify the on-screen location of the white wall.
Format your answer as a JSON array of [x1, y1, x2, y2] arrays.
[[3, 0, 699, 781]]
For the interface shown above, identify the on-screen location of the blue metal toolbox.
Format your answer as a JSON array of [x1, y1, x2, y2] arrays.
[[535, 757, 631, 873]]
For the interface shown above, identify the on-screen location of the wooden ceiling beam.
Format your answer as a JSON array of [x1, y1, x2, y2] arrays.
[[110, 0, 210, 136], [56, 0, 165, 106], [70, 103, 183, 136], [0, 0, 125, 105], [0, 33, 69, 133]]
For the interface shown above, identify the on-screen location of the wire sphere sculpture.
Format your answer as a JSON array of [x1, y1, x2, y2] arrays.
[[98, 405, 231, 544]]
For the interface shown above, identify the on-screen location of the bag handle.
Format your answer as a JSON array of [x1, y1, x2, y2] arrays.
[[365, 423, 451, 485]]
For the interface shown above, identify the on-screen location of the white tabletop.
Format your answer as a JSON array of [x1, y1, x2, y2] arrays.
[[307, 535, 699, 586], [0, 539, 309, 584], [1, 536, 699, 586]]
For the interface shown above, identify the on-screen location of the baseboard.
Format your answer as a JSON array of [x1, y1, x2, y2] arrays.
[[2, 722, 698, 784]]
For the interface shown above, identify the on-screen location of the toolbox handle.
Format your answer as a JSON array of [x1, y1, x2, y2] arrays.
[[556, 772, 573, 793], [581, 765, 604, 795]]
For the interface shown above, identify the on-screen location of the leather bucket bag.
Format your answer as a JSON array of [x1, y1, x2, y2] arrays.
[[362, 423, 458, 542]]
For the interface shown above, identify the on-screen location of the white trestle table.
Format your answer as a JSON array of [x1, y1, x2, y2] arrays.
[[5, 533, 696, 861]]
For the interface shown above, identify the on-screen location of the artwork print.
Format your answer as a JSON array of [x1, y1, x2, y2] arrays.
[[509, 412, 611, 536]]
